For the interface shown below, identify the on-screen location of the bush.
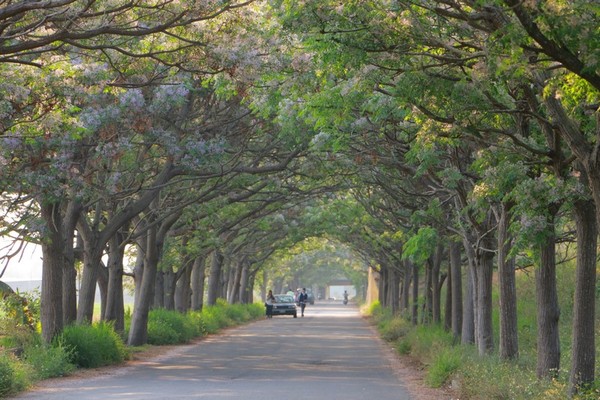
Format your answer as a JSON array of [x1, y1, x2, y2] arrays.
[[57, 322, 127, 368], [24, 341, 75, 380], [223, 303, 250, 323], [0, 352, 29, 397], [0, 353, 14, 397], [200, 305, 233, 332], [379, 317, 411, 342], [147, 309, 199, 345]]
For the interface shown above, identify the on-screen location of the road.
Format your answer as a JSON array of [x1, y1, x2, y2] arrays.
[[13, 302, 415, 400]]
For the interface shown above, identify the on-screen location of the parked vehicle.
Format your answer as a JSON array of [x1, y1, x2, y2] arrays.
[[306, 288, 315, 305], [272, 294, 297, 318]]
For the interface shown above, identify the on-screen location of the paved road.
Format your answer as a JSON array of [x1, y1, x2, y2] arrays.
[[13, 302, 413, 400]]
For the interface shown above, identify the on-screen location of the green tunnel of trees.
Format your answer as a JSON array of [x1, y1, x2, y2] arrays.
[[0, 0, 598, 395]]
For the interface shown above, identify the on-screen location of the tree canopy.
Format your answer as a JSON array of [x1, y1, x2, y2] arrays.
[[0, 0, 598, 394]]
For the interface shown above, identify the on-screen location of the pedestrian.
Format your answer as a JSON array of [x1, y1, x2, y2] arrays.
[[298, 288, 308, 317], [265, 290, 275, 319]]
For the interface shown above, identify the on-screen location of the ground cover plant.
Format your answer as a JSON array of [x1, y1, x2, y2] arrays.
[[0, 300, 263, 397], [366, 261, 600, 400]]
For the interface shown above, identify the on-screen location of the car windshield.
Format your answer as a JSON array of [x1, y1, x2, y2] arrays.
[[274, 295, 294, 303]]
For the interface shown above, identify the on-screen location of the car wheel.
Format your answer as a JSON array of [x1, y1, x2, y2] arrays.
[[293, 313, 297, 318]]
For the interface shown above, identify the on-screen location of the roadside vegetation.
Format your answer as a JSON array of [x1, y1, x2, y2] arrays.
[[0, 297, 263, 398], [365, 261, 600, 400]]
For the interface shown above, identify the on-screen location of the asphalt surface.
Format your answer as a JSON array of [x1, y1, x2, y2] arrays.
[[13, 302, 413, 400]]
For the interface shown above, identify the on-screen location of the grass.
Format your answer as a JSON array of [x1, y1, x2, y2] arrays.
[[368, 261, 600, 399], [0, 300, 264, 398]]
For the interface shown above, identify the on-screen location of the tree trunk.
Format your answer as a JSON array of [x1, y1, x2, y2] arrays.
[[163, 270, 176, 310], [175, 261, 193, 312], [411, 262, 419, 325], [431, 244, 443, 324], [461, 241, 476, 345], [474, 237, 494, 355], [77, 242, 99, 323], [191, 256, 206, 311], [154, 271, 165, 309], [207, 250, 224, 306], [449, 241, 463, 342], [133, 240, 145, 308], [400, 261, 411, 315], [390, 267, 400, 314], [227, 260, 243, 304], [424, 261, 433, 324], [569, 198, 597, 394], [40, 203, 64, 342], [496, 202, 519, 360], [379, 266, 388, 307], [62, 263, 77, 326], [104, 232, 125, 332], [239, 263, 250, 303], [536, 214, 561, 379], [128, 221, 158, 346], [444, 265, 452, 331], [61, 201, 81, 326]]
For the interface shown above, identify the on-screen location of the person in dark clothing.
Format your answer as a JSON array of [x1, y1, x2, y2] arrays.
[[298, 288, 308, 317], [265, 290, 275, 318]]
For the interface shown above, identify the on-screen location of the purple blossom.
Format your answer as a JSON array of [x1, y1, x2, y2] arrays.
[[2, 136, 21, 150], [119, 89, 145, 110]]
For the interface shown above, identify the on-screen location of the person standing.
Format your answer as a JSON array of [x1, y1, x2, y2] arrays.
[[265, 290, 275, 319], [298, 288, 308, 317]]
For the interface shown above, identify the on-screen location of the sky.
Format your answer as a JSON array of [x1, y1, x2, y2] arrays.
[[0, 239, 43, 282]]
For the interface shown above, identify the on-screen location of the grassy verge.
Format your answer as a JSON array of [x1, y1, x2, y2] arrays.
[[364, 262, 600, 399], [0, 300, 264, 398]]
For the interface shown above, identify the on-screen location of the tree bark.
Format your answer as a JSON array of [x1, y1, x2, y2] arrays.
[[163, 270, 176, 310], [128, 220, 159, 346], [379, 266, 388, 307], [40, 203, 64, 342], [536, 213, 561, 379], [154, 271, 165, 309], [104, 232, 126, 332], [496, 202, 519, 360], [77, 238, 100, 323], [191, 256, 206, 311], [175, 260, 193, 312], [207, 250, 224, 306], [227, 259, 243, 304], [449, 240, 463, 342], [411, 262, 419, 325], [569, 198, 597, 394], [423, 261, 433, 324], [474, 236, 494, 355], [431, 244, 443, 324], [461, 242, 476, 345], [239, 263, 250, 303], [444, 264, 452, 331], [390, 267, 400, 314], [400, 261, 411, 315]]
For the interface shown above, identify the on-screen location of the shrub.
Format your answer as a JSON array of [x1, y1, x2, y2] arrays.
[[24, 341, 75, 380], [379, 317, 411, 342], [57, 322, 127, 368], [223, 304, 250, 323], [363, 300, 383, 318], [147, 309, 198, 345], [147, 319, 180, 345], [201, 305, 233, 332], [0, 353, 14, 397], [0, 352, 29, 397]]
